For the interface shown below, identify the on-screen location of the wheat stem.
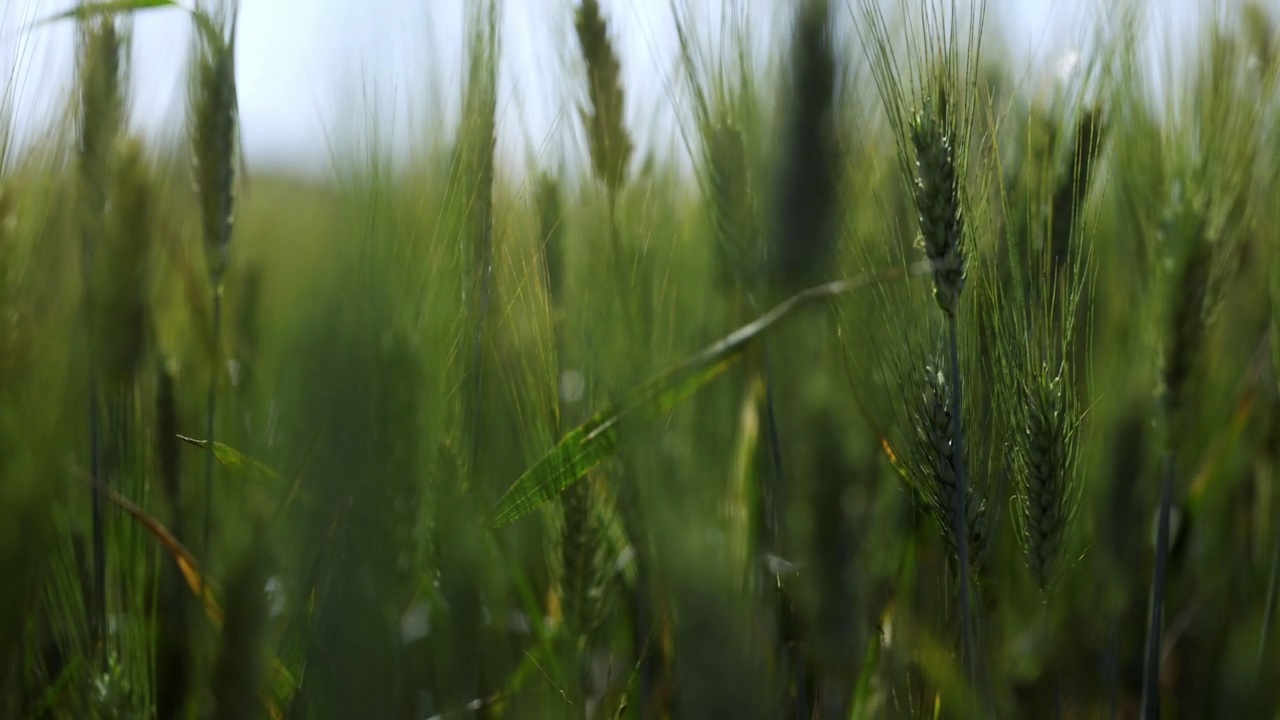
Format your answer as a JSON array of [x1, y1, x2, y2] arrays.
[[78, 214, 104, 648], [946, 311, 975, 688], [1140, 449, 1174, 720], [88, 362, 104, 650], [1257, 506, 1279, 674], [75, 15, 123, 657], [203, 284, 222, 556]]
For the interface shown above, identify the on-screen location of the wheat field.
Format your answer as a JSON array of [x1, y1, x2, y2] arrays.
[[0, 0, 1278, 718]]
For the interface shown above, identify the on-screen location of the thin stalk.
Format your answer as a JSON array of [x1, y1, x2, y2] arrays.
[[1106, 613, 1121, 720], [760, 348, 809, 719], [1258, 514, 1280, 669], [89, 351, 104, 652], [80, 214, 105, 655], [607, 193, 634, 329], [946, 311, 975, 688], [761, 350, 784, 555], [1055, 666, 1064, 720], [203, 283, 223, 557], [1140, 450, 1174, 720], [467, 203, 493, 470], [605, 190, 663, 718], [464, 7, 495, 470], [1043, 601, 1063, 720]]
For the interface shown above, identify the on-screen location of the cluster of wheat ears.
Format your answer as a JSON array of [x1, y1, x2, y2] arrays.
[[0, 0, 1278, 717]]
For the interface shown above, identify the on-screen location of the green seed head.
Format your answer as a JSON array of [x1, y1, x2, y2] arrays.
[[910, 90, 967, 315], [92, 137, 153, 390], [575, 0, 632, 197], [910, 362, 987, 577], [77, 18, 124, 216], [191, 22, 238, 283], [1013, 369, 1081, 594]]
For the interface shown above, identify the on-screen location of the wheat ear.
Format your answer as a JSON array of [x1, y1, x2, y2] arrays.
[[771, 0, 839, 294], [706, 121, 755, 296], [574, 0, 633, 300], [908, 361, 988, 577], [1012, 369, 1082, 594], [575, 0, 631, 202]]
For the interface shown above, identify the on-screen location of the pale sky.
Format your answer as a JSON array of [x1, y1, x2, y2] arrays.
[[0, 0, 1245, 179]]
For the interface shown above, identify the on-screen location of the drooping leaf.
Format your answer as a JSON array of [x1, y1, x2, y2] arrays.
[[32, 0, 181, 27], [488, 263, 924, 527], [178, 434, 290, 487], [91, 476, 299, 714], [30, 1, 223, 51], [96, 477, 223, 625]]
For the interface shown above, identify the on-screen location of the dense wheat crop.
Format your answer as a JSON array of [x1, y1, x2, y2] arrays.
[[0, 0, 1278, 717]]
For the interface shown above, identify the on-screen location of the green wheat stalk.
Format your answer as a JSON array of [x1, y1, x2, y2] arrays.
[[189, 4, 238, 558]]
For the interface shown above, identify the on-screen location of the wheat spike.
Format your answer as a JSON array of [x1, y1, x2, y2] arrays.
[[559, 476, 610, 643], [910, 87, 967, 316], [1013, 370, 1081, 593], [909, 362, 988, 577], [575, 0, 632, 197], [92, 137, 152, 391], [1049, 106, 1106, 271], [191, 7, 239, 559], [77, 17, 123, 226], [706, 121, 755, 291], [191, 15, 238, 285], [772, 0, 839, 293]]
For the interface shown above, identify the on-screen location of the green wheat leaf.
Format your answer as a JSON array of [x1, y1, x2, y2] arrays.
[[31, 2, 221, 48], [34, 0, 181, 26], [178, 435, 287, 488], [488, 408, 621, 527]]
